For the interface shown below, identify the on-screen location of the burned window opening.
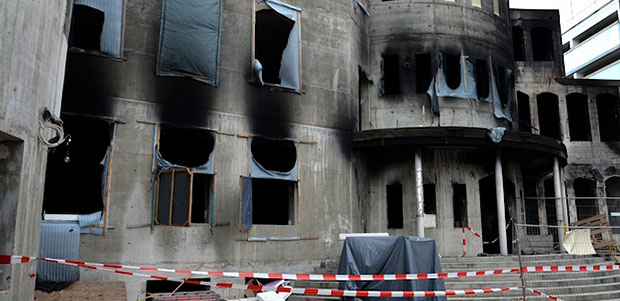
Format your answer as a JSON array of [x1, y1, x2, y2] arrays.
[[566, 93, 592, 141], [252, 178, 295, 225], [452, 183, 467, 228], [155, 170, 192, 226], [146, 279, 211, 295], [251, 138, 296, 173], [255, 9, 295, 85], [159, 125, 214, 168], [495, 65, 508, 105], [475, 59, 489, 99], [574, 178, 598, 221], [424, 184, 436, 215], [517, 91, 532, 133], [191, 174, 212, 224], [512, 26, 526, 61], [69, 4, 105, 51], [415, 53, 432, 94], [605, 177, 620, 234], [544, 179, 558, 243], [596, 93, 620, 141], [381, 54, 400, 95], [531, 27, 554, 61], [444, 55, 461, 90], [386, 183, 403, 229], [43, 116, 112, 214], [537, 93, 561, 140], [524, 180, 540, 235]]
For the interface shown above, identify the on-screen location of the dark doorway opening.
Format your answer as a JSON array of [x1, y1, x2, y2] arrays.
[[596, 93, 620, 141], [517, 91, 532, 133], [386, 183, 403, 229], [479, 176, 515, 254], [255, 9, 295, 85], [566, 93, 591, 141], [252, 178, 295, 225], [444, 55, 461, 90], [416, 53, 432, 94], [424, 183, 436, 215], [537, 93, 561, 140], [512, 26, 526, 61], [452, 183, 467, 228], [70, 5, 105, 51], [544, 178, 558, 244], [381, 54, 400, 95], [523, 180, 540, 235], [251, 138, 296, 172], [476, 59, 489, 99], [531, 27, 554, 61], [605, 177, 620, 234], [43, 116, 112, 214], [574, 178, 597, 221]]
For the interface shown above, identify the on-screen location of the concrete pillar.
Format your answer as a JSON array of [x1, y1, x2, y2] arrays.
[[495, 150, 508, 256], [560, 167, 569, 227], [553, 157, 566, 251], [415, 149, 425, 238]]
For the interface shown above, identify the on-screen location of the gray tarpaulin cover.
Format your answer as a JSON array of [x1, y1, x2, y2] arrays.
[[426, 54, 477, 116], [74, 0, 123, 57], [157, 0, 222, 86], [484, 60, 513, 122], [241, 176, 253, 231], [338, 236, 446, 301], [251, 154, 297, 181]]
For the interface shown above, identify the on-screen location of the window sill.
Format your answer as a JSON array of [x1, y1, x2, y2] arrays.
[[69, 47, 125, 61], [248, 80, 302, 94]]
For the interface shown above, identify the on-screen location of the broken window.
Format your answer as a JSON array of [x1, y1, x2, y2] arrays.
[[517, 91, 532, 133], [252, 1, 302, 92], [574, 178, 598, 221], [154, 125, 215, 227], [157, 0, 222, 85], [476, 60, 489, 99], [444, 55, 462, 90], [43, 116, 114, 215], [416, 54, 432, 94], [537, 93, 561, 140], [424, 184, 436, 215], [69, 0, 123, 57], [381, 54, 400, 95], [386, 183, 403, 229], [605, 177, 620, 234], [596, 93, 620, 141], [453, 183, 467, 228], [146, 279, 213, 299], [566, 93, 592, 141], [523, 180, 540, 235], [495, 65, 508, 105], [531, 27, 554, 61], [512, 26, 526, 61], [240, 138, 298, 230]]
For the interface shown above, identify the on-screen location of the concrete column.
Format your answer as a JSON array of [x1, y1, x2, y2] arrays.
[[495, 150, 508, 256], [553, 157, 566, 251], [415, 149, 425, 238], [560, 167, 569, 227]]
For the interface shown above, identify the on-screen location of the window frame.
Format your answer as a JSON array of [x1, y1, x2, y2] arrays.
[[155, 168, 194, 227], [251, 0, 303, 93]]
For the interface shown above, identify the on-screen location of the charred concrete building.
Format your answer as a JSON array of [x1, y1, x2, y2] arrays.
[[16, 0, 620, 299]]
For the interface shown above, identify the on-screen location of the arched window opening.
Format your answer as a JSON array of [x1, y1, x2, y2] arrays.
[[517, 92, 531, 133], [251, 138, 297, 173], [445, 54, 461, 90], [566, 93, 591, 141], [495, 65, 508, 105], [381, 54, 400, 95], [416, 53, 432, 94], [574, 178, 598, 221], [512, 26, 526, 61], [537, 93, 561, 140], [531, 27, 554, 61], [596, 93, 620, 141], [159, 126, 214, 168], [475, 59, 489, 99]]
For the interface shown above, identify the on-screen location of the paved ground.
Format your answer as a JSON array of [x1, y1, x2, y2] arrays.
[[34, 281, 126, 301]]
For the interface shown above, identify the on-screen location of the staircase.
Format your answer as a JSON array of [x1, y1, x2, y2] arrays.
[[442, 254, 620, 300]]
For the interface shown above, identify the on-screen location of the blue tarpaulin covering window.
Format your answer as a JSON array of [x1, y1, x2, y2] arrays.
[[157, 0, 222, 86]]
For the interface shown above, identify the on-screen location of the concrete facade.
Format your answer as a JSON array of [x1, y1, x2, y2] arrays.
[[0, 1, 70, 300], [10, 0, 620, 300]]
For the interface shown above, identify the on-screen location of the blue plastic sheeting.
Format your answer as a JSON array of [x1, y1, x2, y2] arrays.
[[263, 0, 301, 92], [426, 54, 477, 116], [73, 0, 123, 57], [78, 211, 104, 235], [157, 0, 222, 86], [240, 177, 253, 232], [484, 61, 513, 122], [157, 150, 215, 175], [250, 154, 297, 181], [338, 236, 446, 301], [36, 221, 80, 292]]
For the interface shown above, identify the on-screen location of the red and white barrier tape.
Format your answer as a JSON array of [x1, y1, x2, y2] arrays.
[[465, 217, 513, 245], [0, 255, 34, 265], [47, 259, 527, 298], [461, 227, 467, 257], [526, 287, 562, 301]]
